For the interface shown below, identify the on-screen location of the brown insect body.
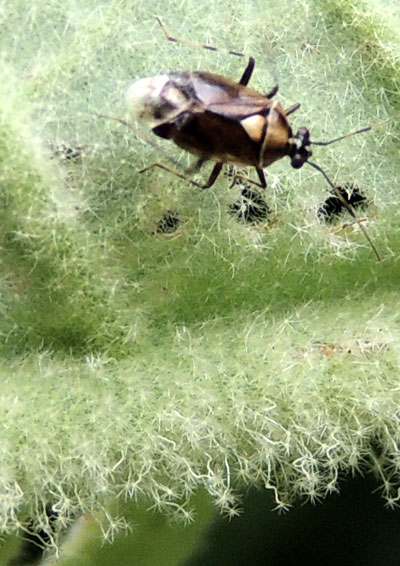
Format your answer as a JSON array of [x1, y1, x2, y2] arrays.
[[150, 71, 293, 170], [127, 44, 309, 190]]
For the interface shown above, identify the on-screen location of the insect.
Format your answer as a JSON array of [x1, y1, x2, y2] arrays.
[[114, 19, 386, 259]]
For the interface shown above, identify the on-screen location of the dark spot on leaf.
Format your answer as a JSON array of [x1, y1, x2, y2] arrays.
[[318, 184, 367, 223], [155, 210, 182, 234], [229, 187, 270, 224]]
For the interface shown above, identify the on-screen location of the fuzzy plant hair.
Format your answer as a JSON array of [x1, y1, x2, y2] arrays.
[[1, 0, 400, 562]]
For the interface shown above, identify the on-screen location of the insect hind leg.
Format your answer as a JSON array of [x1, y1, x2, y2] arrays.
[[140, 161, 223, 190]]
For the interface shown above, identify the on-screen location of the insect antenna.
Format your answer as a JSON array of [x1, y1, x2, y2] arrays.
[[156, 16, 249, 61], [311, 126, 372, 147], [156, 17, 279, 88], [312, 116, 400, 147], [306, 160, 381, 261]]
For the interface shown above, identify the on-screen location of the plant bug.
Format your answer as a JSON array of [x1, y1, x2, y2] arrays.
[[115, 18, 389, 260]]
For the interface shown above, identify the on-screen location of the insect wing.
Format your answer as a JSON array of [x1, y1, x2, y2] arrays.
[[191, 72, 271, 118]]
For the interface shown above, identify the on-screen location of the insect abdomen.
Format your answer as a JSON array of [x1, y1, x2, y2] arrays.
[[155, 109, 263, 166]]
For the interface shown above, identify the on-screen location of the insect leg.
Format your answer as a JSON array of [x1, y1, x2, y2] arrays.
[[203, 162, 223, 188], [285, 103, 301, 116], [140, 163, 205, 189], [229, 167, 267, 189], [139, 161, 223, 190], [265, 85, 279, 99], [256, 168, 267, 188], [239, 57, 255, 86], [185, 156, 209, 174]]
